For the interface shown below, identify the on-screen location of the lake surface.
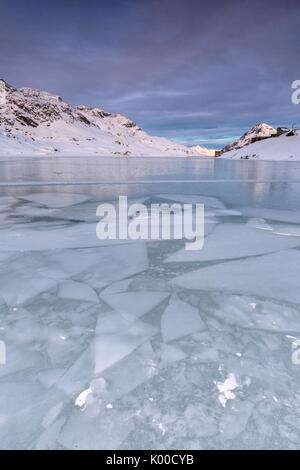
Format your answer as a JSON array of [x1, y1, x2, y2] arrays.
[[0, 156, 300, 449]]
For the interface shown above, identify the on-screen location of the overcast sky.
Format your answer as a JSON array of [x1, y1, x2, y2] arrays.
[[1, 0, 300, 148]]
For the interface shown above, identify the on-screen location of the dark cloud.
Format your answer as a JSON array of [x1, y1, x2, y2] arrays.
[[1, 0, 300, 147]]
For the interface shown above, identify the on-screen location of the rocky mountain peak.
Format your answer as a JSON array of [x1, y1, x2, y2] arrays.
[[0, 80, 209, 157], [224, 123, 277, 152]]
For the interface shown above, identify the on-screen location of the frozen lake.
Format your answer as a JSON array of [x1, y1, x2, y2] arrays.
[[0, 156, 300, 449]]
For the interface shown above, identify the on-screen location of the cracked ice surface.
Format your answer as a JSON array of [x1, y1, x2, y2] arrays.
[[0, 185, 300, 450], [20, 192, 92, 208], [165, 223, 300, 263], [173, 250, 300, 304]]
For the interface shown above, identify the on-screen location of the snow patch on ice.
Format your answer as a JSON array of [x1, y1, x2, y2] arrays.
[[75, 388, 92, 409], [217, 373, 238, 407]]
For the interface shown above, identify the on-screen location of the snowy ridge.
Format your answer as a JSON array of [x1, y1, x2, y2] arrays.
[[220, 122, 300, 161], [224, 123, 277, 152], [221, 130, 300, 161], [0, 80, 209, 157], [190, 145, 216, 157]]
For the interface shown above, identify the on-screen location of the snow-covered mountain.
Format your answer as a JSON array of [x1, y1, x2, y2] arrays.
[[220, 122, 300, 161], [223, 123, 277, 152], [221, 130, 300, 161], [0, 80, 211, 157], [190, 145, 216, 157]]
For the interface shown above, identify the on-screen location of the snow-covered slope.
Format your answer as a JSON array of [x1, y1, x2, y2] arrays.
[[190, 145, 216, 157], [221, 131, 300, 161], [224, 123, 277, 152], [0, 80, 204, 157]]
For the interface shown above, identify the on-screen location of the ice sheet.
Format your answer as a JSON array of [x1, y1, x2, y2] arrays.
[[219, 400, 254, 441], [100, 291, 169, 322], [240, 207, 300, 224], [0, 256, 68, 305], [58, 407, 134, 450], [14, 204, 58, 218], [94, 314, 157, 374], [1, 179, 300, 449], [57, 281, 99, 303], [100, 342, 158, 402], [184, 403, 218, 437], [82, 242, 148, 287], [155, 193, 226, 209], [20, 192, 92, 208], [100, 278, 132, 296], [173, 249, 300, 304], [160, 344, 187, 363], [0, 221, 133, 251], [166, 223, 300, 263], [161, 295, 206, 342], [211, 294, 300, 332], [56, 345, 95, 396], [274, 225, 300, 237], [35, 418, 66, 450]]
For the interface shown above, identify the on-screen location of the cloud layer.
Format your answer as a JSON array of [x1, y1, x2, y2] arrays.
[[1, 0, 300, 147]]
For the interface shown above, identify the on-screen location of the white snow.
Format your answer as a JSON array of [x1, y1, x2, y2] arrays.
[[0, 80, 205, 158], [75, 388, 92, 408], [223, 123, 277, 152], [222, 130, 300, 161], [190, 145, 216, 157], [217, 373, 238, 407]]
